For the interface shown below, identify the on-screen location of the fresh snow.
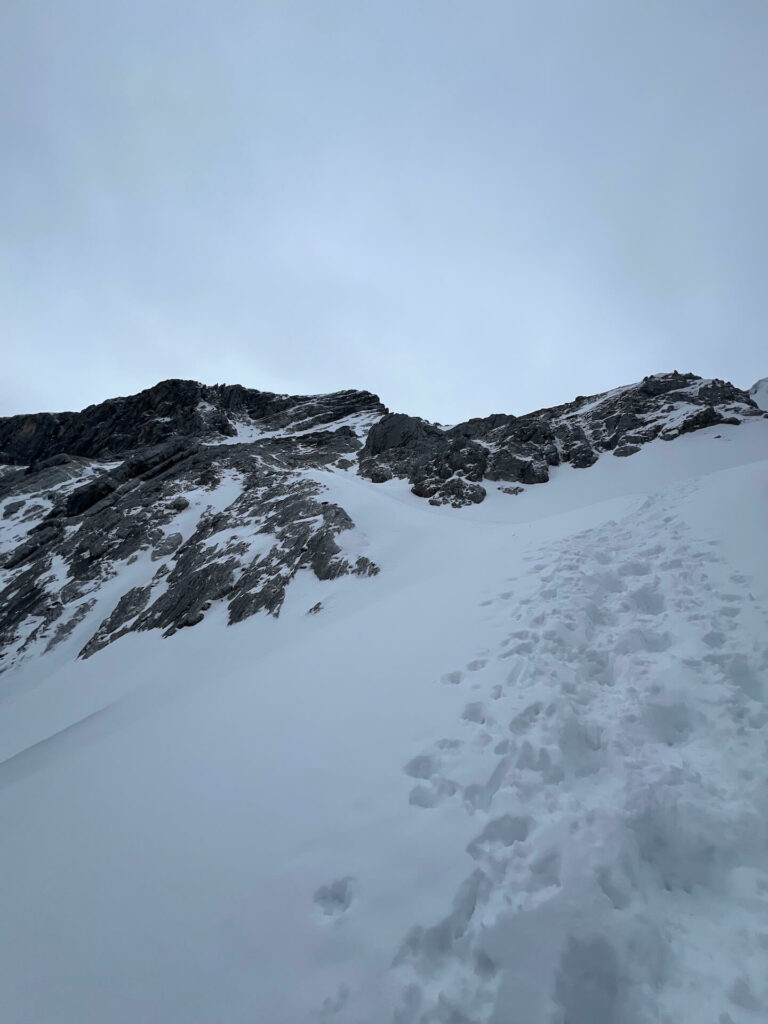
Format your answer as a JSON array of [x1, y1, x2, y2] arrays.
[[202, 409, 382, 446], [202, 421, 267, 445], [0, 421, 767, 1023], [749, 377, 768, 411]]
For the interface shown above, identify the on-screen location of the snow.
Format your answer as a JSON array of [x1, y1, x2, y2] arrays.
[[562, 381, 636, 416], [749, 377, 768, 411], [201, 409, 382, 446], [163, 470, 246, 541], [287, 409, 382, 440], [1, 421, 767, 1022], [201, 420, 266, 445]]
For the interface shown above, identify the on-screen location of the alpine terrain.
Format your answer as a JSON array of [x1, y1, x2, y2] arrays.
[[1, 370, 767, 1024]]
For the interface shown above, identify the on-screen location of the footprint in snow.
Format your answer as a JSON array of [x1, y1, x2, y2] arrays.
[[314, 877, 357, 920], [404, 746, 462, 809], [462, 702, 487, 724], [441, 670, 464, 685]]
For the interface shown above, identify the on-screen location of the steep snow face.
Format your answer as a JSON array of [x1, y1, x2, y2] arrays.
[[0, 418, 767, 1023], [749, 377, 768, 411]]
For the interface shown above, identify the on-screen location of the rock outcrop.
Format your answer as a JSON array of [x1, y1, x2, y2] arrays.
[[0, 378, 385, 465], [0, 371, 761, 669], [0, 382, 384, 671], [359, 372, 761, 506]]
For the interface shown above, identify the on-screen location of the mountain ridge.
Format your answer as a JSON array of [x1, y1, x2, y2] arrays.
[[0, 370, 764, 672]]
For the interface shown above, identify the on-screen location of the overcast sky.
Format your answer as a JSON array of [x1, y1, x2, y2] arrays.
[[2, 1, 766, 422]]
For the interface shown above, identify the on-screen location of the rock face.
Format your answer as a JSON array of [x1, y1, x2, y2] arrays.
[[0, 378, 385, 465], [0, 382, 385, 672], [359, 372, 761, 506], [0, 371, 762, 670]]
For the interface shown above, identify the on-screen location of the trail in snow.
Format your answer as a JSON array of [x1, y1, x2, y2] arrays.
[[320, 480, 768, 1024], [0, 425, 766, 1024]]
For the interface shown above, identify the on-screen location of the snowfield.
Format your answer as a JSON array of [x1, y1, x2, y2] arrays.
[[1, 419, 767, 1023]]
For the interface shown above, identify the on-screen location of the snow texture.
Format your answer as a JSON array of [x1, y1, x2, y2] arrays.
[[0, 414, 767, 1023], [749, 377, 768, 411]]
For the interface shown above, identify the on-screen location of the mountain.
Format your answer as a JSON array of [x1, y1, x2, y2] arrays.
[[0, 371, 760, 672], [1, 372, 767, 1023]]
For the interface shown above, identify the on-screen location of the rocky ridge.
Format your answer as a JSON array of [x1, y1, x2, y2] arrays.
[[359, 372, 760, 506], [0, 372, 762, 671]]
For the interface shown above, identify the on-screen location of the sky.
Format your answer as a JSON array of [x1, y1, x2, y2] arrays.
[[1, 0, 766, 423]]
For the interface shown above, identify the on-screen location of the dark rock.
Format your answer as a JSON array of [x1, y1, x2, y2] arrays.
[[63, 478, 119, 518], [427, 477, 486, 507], [486, 451, 549, 485], [0, 379, 386, 465], [151, 532, 183, 561], [2, 500, 24, 519], [411, 479, 439, 499], [569, 445, 599, 469], [661, 406, 722, 440], [353, 557, 380, 577], [0, 370, 759, 669], [25, 453, 73, 475], [45, 600, 96, 653], [357, 371, 757, 502], [80, 586, 153, 657], [362, 413, 442, 457]]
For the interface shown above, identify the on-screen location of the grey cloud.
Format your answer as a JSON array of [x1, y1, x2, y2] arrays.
[[1, 0, 766, 421]]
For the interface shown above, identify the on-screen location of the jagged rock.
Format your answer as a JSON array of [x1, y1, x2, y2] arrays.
[[662, 405, 722, 439], [352, 557, 379, 577], [486, 451, 549, 485], [0, 379, 386, 464], [45, 599, 96, 653], [151, 532, 183, 561], [364, 413, 442, 457], [425, 478, 486, 508], [0, 371, 760, 669], [359, 372, 758, 500], [0, 384, 386, 669], [362, 416, 491, 506], [80, 586, 153, 657], [63, 477, 119, 517]]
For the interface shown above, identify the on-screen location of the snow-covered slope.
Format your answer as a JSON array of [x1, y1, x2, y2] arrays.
[[0, 382, 767, 1023], [749, 377, 768, 411], [1, 372, 762, 677]]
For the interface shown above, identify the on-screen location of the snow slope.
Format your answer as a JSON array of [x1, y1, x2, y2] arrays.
[[0, 420, 767, 1023], [749, 377, 768, 412]]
